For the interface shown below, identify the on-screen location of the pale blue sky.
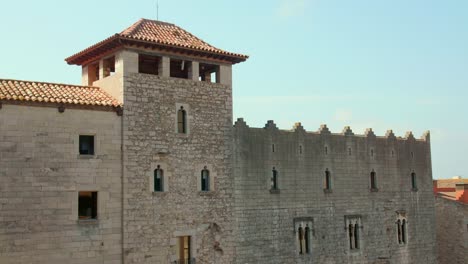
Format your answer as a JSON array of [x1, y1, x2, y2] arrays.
[[0, 0, 467, 179]]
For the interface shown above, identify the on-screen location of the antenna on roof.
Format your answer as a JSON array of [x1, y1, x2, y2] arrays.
[[156, 0, 159, 20]]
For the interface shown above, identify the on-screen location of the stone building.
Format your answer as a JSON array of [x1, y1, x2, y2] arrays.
[[0, 19, 437, 264]]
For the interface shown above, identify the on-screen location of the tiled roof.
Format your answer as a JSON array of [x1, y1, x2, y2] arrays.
[[0, 79, 120, 107], [66, 19, 248, 65]]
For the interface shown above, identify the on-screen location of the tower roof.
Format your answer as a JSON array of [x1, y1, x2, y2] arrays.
[[65, 19, 248, 65]]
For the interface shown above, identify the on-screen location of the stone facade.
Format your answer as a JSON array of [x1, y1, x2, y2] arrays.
[[0, 105, 122, 264], [0, 20, 438, 264], [435, 195, 468, 264]]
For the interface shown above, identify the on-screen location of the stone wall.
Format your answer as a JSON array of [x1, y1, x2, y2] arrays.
[[0, 105, 122, 264], [122, 73, 235, 264], [233, 120, 437, 264], [435, 195, 468, 264]]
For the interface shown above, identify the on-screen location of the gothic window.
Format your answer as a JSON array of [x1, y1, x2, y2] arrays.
[[295, 218, 313, 256], [271, 167, 278, 190], [177, 106, 187, 134], [324, 169, 331, 191], [154, 166, 164, 192], [370, 170, 377, 190], [201, 167, 210, 191], [346, 216, 361, 250], [411, 172, 417, 190], [396, 212, 407, 245]]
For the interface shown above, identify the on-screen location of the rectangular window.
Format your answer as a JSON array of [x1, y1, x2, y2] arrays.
[[87, 62, 100, 85], [139, 54, 160, 75], [199, 63, 219, 83], [154, 168, 163, 192], [345, 216, 361, 251], [170, 59, 190, 79], [79, 135, 95, 155], [78, 191, 97, 220], [177, 236, 191, 264], [103, 56, 115, 77]]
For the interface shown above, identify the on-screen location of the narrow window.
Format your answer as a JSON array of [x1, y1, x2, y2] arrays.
[[391, 150, 394, 157], [79, 135, 95, 155], [411, 172, 417, 190], [348, 223, 354, 249], [325, 146, 328, 155], [271, 167, 278, 190], [397, 219, 402, 244], [370, 170, 377, 190], [411, 152, 414, 159], [154, 166, 164, 192], [348, 147, 352, 156], [371, 149, 374, 157], [402, 219, 407, 244], [354, 223, 359, 249], [201, 167, 210, 192], [298, 227, 304, 254], [304, 226, 310, 254], [138, 54, 161, 75], [88, 62, 99, 85], [177, 106, 187, 134], [299, 145, 303, 154], [178, 236, 191, 264], [78, 191, 97, 220], [325, 169, 331, 190], [103, 56, 115, 77], [272, 144, 275, 153]]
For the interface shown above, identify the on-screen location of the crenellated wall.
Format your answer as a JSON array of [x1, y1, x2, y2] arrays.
[[233, 118, 436, 264]]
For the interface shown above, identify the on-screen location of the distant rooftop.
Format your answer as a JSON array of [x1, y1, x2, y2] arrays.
[[66, 18, 248, 65]]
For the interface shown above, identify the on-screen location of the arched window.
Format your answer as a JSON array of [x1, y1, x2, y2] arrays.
[[177, 106, 187, 133], [402, 219, 406, 244], [354, 223, 359, 249], [298, 227, 304, 254], [397, 219, 402, 244], [154, 165, 164, 192], [201, 167, 210, 191], [271, 167, 278, 190], [325, 169, 331, 190], [411, 172, 417, 190], [370, 170, 377, 190], [304, 226, 310, 254]]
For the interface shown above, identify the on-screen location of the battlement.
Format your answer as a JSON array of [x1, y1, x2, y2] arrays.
[[234, 118, 430, 143]]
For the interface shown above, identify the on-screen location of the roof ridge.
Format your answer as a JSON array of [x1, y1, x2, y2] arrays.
[[0, 78, 99, 89]]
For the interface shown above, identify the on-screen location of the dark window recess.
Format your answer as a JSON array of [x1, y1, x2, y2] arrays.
[[411, 172, 417, 189], [304, 226, 310, 254], [154, 166, 164, 192], [349, 223, 360, 249], [397, 219, 407, 244], [103, 56, 115, 77], [88, 63, 100, 85], [298, 227, 304, 254], [370, 171, 377, 189], [271, 168, 278, 190], [201, 167, 210, 191], [177, 106, 187, 134], [139, 54, 160, 75], [170, 59, 190, 79], [78, 191, 97, 220], [199, 63, 219, 83], [79, 135, 95, 155], [325, 169, 331, 190]]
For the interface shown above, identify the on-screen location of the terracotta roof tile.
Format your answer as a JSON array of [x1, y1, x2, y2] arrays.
[[66, 18, 248, 65], [0, 79, 120, 107]]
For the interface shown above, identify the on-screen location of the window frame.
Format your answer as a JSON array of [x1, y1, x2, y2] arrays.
[[78, 191, 98, 221], [154, 166, 164, 192], [78, 134, 96, 156]]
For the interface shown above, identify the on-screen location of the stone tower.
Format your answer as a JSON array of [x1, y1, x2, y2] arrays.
[[66, 19, 248, 264]]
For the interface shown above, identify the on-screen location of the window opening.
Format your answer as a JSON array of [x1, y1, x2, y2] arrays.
[[78, 191, 97, 220], [348, 147, 352, 156], [346, 217, 361, 250], [411, 172, 417, 190], [170, 59, 190, 79], [325, 146, 328, 155], [304, 226, 310, 254], [103, 56, 115, 77], [201, 167, 210, 191], [325, 169, 331, 190], [199, 63, 219, 83], [298, 227, 304, 254], [79, 135, 95, 155], [177, 106, 187, 134], [271, 167, 278, 190], [370, 170, 377, 190], [272, 144, 275, 153], [402, 219, 406, 244], [299, 145, 303, 154], [139, 54, 160, 75], [154, 165, 164, 192], [88, 62, 100, 85]]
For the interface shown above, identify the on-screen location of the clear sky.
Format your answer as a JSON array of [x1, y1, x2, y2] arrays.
[[0, 0, 467, 179]]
